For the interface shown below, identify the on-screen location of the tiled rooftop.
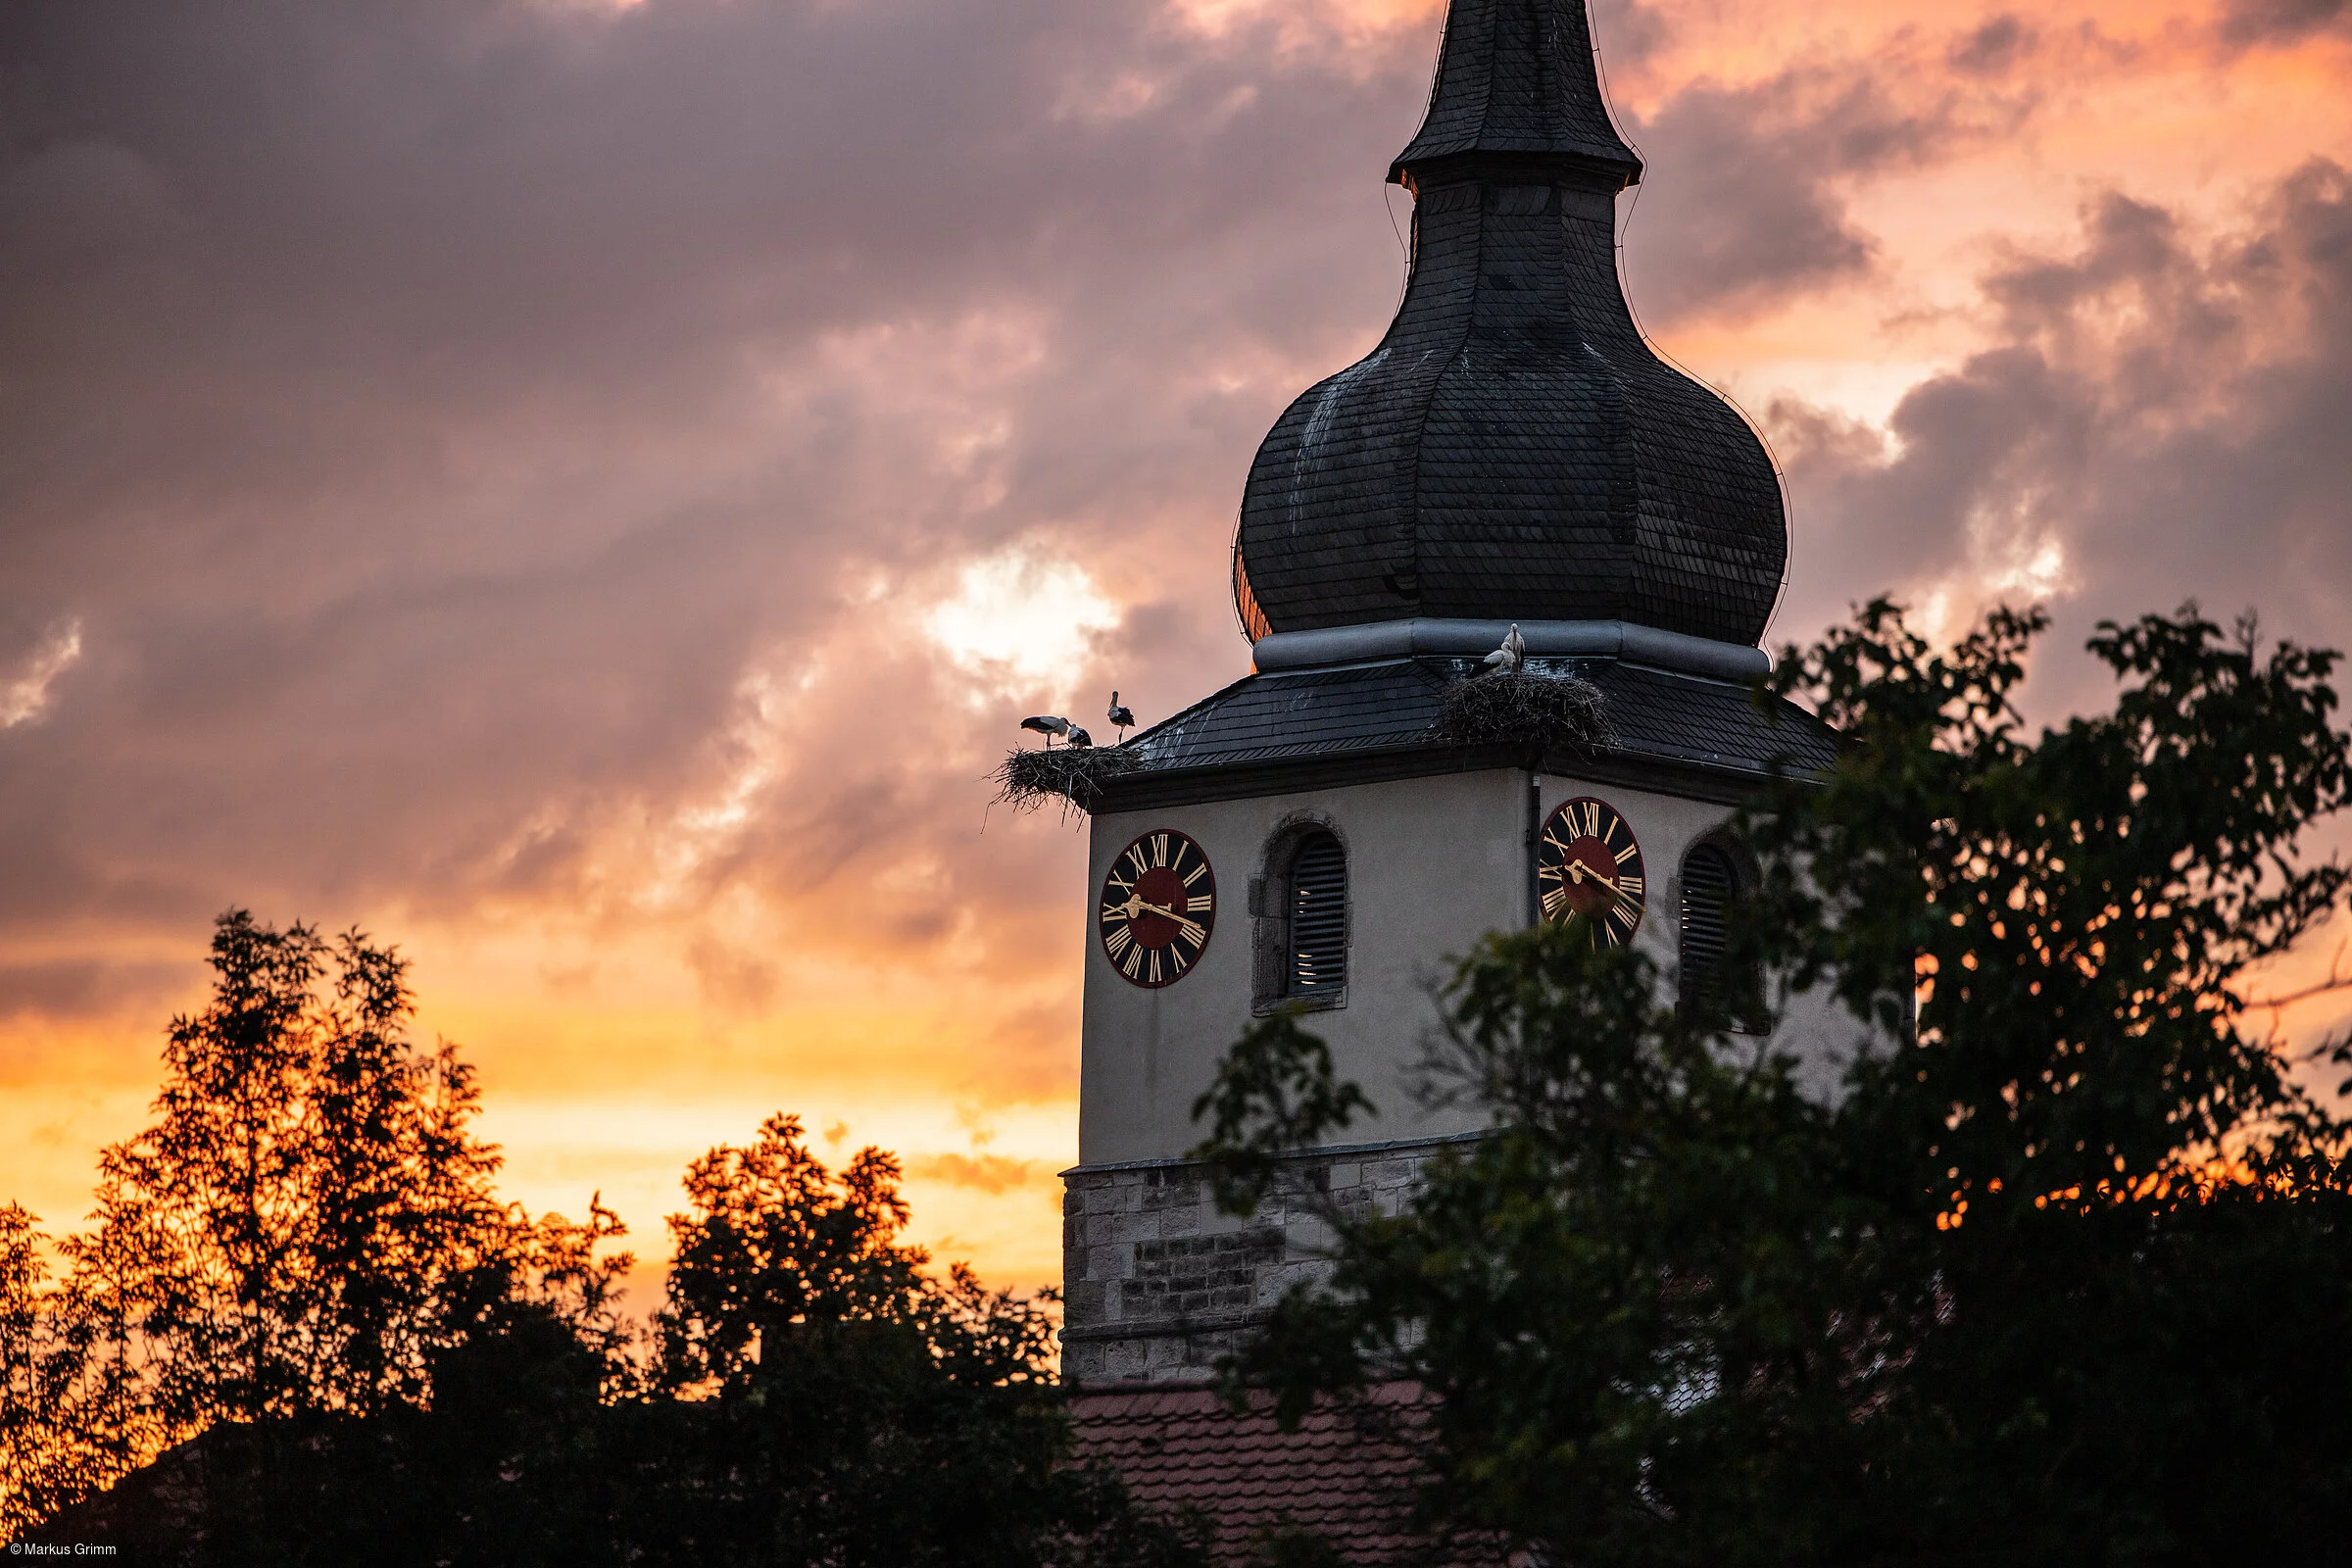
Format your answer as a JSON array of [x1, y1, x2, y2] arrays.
[[1070, 1382, 1513, 1567], [1121, 657, 1838, 784], [1234, 0, 1787, 646]]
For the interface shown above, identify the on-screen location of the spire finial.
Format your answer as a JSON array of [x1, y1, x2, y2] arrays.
[[1391, 0, 1642, 189]]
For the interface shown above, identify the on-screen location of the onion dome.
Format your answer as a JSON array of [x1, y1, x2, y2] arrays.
[[1233, 0, 1788, 650]]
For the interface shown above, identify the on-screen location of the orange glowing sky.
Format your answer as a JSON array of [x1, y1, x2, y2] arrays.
[[3, 0, 2349, 1297]]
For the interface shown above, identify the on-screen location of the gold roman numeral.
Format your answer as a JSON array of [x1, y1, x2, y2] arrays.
[[1615, 842, 1638, 864], [1125, 845, 1150, 877], [1152, 834, 1169, 867], [1182, 862, 1206, 887], [1581, 801, 1599, 837], [1104, 924, 1132, 958], [1122, 946, 1144, 979], [1619, 873, 1643, 901], [1188, 894, 1212, 912], [1148, 950, 1163, 984]]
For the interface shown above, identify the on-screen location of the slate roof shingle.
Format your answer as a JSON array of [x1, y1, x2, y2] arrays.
[[1392, 0, 1642, 182], [1234, 0, 1788, 649], [1115, 658, 1838, 796]]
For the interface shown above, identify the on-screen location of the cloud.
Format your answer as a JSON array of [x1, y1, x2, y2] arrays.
[[907, 1152, 1041, 1195], [1617, 26, 2040, 324], [0, 0, 1444, 965], [1772, 160, 2352, 677], [0, 619, 81, 728], [2220, 0, 2352, 46], [926, 547, 1121, 702], [4, 0, 2351, 1279]]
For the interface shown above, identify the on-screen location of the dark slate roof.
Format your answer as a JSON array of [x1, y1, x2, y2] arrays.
[[1233, 0, 1788, 649], [1392, 0, 1642, 184], [1107, 658, 1836, 803], [1069, 1381, 1506, 1566]]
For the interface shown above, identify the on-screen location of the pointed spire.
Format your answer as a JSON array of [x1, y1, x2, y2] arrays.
[[1233, 0, 1786, 650], [1390, 0, 1642, 189]]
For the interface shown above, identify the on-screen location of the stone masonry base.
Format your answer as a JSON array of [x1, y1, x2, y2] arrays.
[[1058, 1135, 1475, 1384]]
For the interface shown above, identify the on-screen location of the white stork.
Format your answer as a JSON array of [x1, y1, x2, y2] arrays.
[[1482, 623, 1527, 675], [1020, 714, 1073, 747]]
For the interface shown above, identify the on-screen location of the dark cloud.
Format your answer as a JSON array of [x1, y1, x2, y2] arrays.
[[1, 0, 2344, 1044], [0, 0, 1441, 983], [1948, 15, 2035, 75], [0, 956, 192, 1023], [2221, 0, 2352, 46], [1618, 38, 2037, 323], [1588, 0, 1674, 72], [1773, 160, 2352, 700]]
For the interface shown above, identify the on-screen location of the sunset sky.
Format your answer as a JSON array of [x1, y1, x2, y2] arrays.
[[4, 0, 2350, 1296]]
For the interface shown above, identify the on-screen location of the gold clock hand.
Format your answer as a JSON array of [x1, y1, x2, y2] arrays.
[[1112, 892, 1206, 941], [1567, 862, 1631, 898], [1137, 901, 1206, 940]]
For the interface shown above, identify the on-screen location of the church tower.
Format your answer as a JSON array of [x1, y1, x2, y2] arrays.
[[1059, 0, 1835, 1387]]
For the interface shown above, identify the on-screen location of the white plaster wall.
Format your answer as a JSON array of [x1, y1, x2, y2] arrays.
[[1077, 765, 1873, 1166], [1536, 772, 1872, 1102], [1080, 768, 1525, 1164]]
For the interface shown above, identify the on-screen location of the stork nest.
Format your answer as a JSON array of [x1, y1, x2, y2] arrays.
[[992, 744, 1142, 819], [1434, 669, 1612, 751]]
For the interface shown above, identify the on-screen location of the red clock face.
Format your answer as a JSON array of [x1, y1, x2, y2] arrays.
[[1099, 830, 1216, 989], [1537, 796, 1646, 948]]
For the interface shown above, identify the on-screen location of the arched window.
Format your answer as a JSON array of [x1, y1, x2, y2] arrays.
[[1286, 831, 1348, 998], [1679, 842, 1752, 1028]]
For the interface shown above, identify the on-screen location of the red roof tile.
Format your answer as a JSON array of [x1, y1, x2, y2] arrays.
[[1068, 1381, 1511, 1566]]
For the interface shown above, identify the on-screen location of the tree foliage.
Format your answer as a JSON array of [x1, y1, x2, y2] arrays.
[[4, 913, 1203, 1566], [2, 910, 619, 1540], [1196, 602, 2352, 1564], [628, 1113, 1192, 1567]]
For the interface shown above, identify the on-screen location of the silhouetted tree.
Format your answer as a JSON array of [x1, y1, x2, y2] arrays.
[[7, 926, 1201, 1565], [1, 910, 625, 1538], [1197, 602, 2352, 1564], [630, 1113, 1198, 1566], [1, 1202, 123, 1530]]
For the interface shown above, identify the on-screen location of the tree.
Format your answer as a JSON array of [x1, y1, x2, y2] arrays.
[[633, 1113, 1204, 1567], [1195, 602, 2352, 1565], [7, 922, 1202, 1565], [0, 1201, 122, 1530], [1, 909, 624, 1538]]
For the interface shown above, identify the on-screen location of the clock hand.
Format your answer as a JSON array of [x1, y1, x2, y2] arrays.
[[1136, 900, 1206, 940], [1114, 893, 1203, 945], [1113, 893, 1206, 941], [1565, 862, 1633, 900]]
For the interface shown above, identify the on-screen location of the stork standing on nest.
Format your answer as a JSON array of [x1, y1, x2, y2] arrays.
[[1106, 691, 1135, 741], [1020, 714, 1073, 748], [1482, 623, 1526, 676]]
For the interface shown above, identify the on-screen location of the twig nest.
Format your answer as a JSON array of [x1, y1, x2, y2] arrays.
[[1434, 669, 1612, 751], [993, 746, 1142, 818]]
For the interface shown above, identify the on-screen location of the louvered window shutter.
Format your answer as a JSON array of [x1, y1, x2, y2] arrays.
[[1680, 844, 1736, 1014], [1288, 833, 1348, 996]]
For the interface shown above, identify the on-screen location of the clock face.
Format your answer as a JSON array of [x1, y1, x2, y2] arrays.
[[1538, 796, 1646, 948], [1100, 829, 1217, 989]]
